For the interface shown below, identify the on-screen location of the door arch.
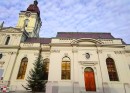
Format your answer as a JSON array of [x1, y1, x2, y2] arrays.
[[84, 67, 96, 91]]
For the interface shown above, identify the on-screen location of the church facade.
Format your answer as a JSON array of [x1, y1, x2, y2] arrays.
[[0, 1, 130, 93]]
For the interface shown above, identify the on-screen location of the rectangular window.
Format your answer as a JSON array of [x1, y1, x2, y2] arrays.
[[129, 65, 130, 70]]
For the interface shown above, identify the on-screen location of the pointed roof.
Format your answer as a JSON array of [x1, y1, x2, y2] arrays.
[[27, 0, 40, 16]]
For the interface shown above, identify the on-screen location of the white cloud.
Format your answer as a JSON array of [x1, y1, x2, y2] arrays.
[[0, 0, 130, 44]]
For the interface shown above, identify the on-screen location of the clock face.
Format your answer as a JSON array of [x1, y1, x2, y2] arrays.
[[25, 12, 31, 17], [85, 53, 90, 59]]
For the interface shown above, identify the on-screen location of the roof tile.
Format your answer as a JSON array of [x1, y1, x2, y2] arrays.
[[56, 32, 115, 39]]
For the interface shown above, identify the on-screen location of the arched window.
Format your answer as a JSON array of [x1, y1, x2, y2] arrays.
[[43, 58, 49, 80], [61, 56, 71, 80], [84, 67, 96, 91], [5, 36, 10, 45], [106, 58, 119, 81], [17, 57, 28, 79], [24, 19, 29, 27]]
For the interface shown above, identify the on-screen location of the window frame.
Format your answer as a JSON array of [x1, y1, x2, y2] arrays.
[[24, 19, 29, 27], [5, 36, 10, 45], [106, 57, 119, 81], [17, 57, 28, 79], [61, 56, 71, 80], [43, 58, 50, 80]]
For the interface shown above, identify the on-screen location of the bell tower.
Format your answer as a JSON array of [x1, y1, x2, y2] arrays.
[[16, 0, 42, 37]]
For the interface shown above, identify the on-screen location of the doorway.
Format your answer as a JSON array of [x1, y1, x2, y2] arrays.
[[84, 67, 96, 91]]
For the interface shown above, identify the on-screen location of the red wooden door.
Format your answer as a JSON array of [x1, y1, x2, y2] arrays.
[[84, 71, 96, 91]]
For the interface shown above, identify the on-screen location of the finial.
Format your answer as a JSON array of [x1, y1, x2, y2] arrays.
[[34, 0, 38, 5], [0, 21, 4, 29]]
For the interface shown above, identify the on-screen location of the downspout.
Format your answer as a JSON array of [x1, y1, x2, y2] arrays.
[[96, 44, 105, 93], [72, 45, 75, 93], [72, 45, 74, 93]]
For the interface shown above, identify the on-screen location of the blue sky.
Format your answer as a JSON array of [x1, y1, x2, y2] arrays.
[[0, 0, 130, 44]]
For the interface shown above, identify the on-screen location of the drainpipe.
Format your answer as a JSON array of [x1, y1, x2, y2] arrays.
[[72, 45, 74, 93], [96, 44, 105, 93]]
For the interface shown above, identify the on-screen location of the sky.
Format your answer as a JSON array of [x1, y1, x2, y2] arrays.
[[0, 0, 130, 44]]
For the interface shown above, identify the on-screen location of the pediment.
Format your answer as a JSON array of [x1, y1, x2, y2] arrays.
[[0, 27, 22, 33]]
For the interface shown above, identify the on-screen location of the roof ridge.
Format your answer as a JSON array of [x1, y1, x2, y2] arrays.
[[57, 32, 111, 34]]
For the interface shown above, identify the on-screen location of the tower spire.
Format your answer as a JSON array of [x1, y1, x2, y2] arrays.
[[34, 0, 38, 6], [26, 0, 40, 16], [16, 0, 42, 37]]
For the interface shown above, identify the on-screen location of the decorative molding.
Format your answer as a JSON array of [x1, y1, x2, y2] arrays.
[[72, 49, 78, 53], [107, 54, 111, 57], [94, 67, 96, 69], [0, 61, 5, 67], [124, 83, 130, 88], [8, 52, 15, 55], [11, 34, 21, 37], [103, 82, 108, 85], [79, 61, 98, 66], [31, 16, 36, 18], [114, 51, 125, 54], [64, 53, 68, 56], [24, 54, 27, 57], [1, 34, 6, 36], [34, 53, 39, 56], [51, 50, 60, 53], [97, 50, 102, 54]]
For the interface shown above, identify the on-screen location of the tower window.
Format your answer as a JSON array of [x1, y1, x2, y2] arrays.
[[24, 19, 29, 27], [5, 36, 10, 45], [106, 58, 119, 81]]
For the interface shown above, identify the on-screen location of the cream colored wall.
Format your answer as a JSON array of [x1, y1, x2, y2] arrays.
[[48, 45, 104, 92], [16, 12, 37, 30], [0, 33, 129, 92], [97, 46, 130, 83], [9, 43, 52, 91], [76, 46, 103, 92], [0, 32, 22, 46], [0, 49, 18, 81], [10, 49, 40, 90], [16, 12, 40, 37], [48, 38, 130, 93], [49, 46, 73, 81]]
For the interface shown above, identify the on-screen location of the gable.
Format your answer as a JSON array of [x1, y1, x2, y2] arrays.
[[0, 27, 22, 33]]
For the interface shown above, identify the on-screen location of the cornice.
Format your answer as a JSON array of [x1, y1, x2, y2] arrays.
[[20, 47, 41, 50], [100, 44, 125, 48], [0, 45, 20, 49]]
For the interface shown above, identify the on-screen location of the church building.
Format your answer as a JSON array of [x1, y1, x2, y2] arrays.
[[0, 0, 130, 93]]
